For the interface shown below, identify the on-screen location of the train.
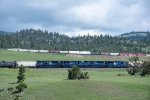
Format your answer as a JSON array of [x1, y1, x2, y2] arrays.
[[7, 48, 150, 57], [0, 61, 128, 68], [7, 49, 148, 57]]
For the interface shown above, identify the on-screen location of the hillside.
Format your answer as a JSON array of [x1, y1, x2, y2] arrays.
[[0, 29, 150, 53], [120, 31, 150, 41], [0, 30, 12, 35]]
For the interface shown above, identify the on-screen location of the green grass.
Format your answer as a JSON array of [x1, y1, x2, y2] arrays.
[[0, 49, 150, 61], [0, 68, 150, 100]]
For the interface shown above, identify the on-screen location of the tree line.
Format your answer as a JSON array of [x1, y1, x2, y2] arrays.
[[0, 28, 150, 53]]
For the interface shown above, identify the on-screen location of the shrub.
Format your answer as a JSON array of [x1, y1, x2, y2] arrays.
[[78, 72, 89, 79], [85, 72, 89, 79], [126, 67, 131, 74], [68, 66, 81, 80], [79, 72, 84, 79], [128, 57, 140, 75], [127, 64, 137, 75], [127, 60, 150, 77], [68, 66, 89, 80], [140, 61, 150, 76]]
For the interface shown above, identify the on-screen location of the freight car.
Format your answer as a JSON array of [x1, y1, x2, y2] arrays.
[[16, 61, 37, 68]]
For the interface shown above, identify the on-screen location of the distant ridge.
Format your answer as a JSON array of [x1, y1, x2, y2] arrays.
[[0, 30, 12, 35], [121, 31, 149, 36], [119, 31, 150, 40], [0, 29, 150, 53]]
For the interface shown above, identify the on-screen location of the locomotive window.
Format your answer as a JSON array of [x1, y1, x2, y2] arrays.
[[48, 62, 52, 65], [69, 62, 73, 64], [93, 61, 98, 64]]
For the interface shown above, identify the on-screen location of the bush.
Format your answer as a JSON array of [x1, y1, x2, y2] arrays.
[[68, 66, 81, 80], [79, 72, 89, 79], [127, 68, 131, 74], [127, 57, 140, 75], [127, 64, 137, 75], [140, 61, 150, 76], [68, 66, 89, 80], [127, 60, 150, 77], [84, 72, 89, 79]]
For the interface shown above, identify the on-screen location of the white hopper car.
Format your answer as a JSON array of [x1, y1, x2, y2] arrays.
[[16, 61, 37, 67]]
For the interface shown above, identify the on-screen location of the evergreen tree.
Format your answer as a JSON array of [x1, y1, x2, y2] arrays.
[[17, 65, 25, 83], [15, 65, 27, 94]]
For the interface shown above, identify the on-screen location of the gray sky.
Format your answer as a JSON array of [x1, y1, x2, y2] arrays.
[[0, 0, 150, 36]]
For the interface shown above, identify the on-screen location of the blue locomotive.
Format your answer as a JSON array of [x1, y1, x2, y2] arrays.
[[36, 61, 128, 68]]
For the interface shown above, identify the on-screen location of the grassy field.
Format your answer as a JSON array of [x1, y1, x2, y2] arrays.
[[0, 68, 150, 100], [0, 49, 150, 61]]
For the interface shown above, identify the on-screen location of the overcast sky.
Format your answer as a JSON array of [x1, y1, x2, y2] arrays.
[[0, 0, 150, 36]]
